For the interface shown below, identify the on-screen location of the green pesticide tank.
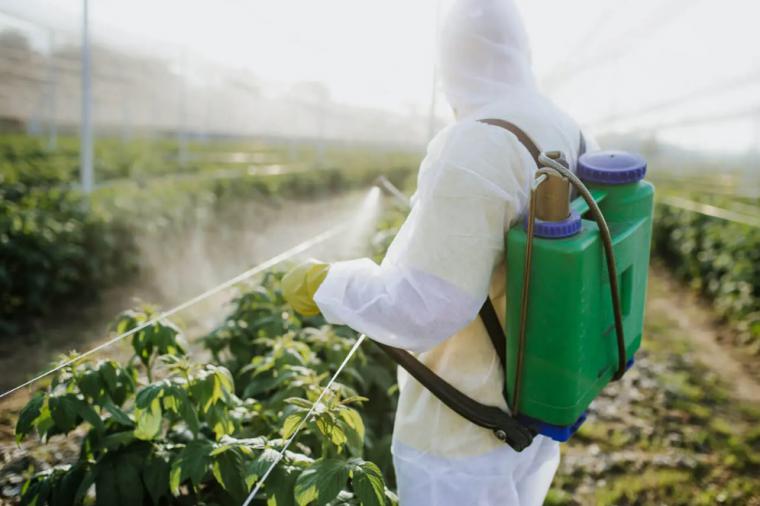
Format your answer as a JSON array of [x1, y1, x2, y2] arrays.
[[505, 150, 654, 441]]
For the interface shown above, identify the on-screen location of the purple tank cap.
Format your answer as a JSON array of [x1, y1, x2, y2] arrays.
[[525, 211, 582, 239], [578, 150, 647, 185]]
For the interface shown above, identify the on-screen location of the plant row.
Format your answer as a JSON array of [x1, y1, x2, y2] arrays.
[[652, 196, 760, 350], [15, 266, 402, 506], [0, 134, 419, 187], [0, 134, 416, 334]]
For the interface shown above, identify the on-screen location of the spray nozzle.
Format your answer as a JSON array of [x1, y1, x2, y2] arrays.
[[543, 151, 570, 169], [374, 176, 411, 209]]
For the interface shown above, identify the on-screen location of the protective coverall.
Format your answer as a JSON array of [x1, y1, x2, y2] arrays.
[[313, 0, 595, 503]]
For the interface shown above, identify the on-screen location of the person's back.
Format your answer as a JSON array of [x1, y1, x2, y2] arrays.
[[284, 0, 592, 504], [390, 100, 587, 504]]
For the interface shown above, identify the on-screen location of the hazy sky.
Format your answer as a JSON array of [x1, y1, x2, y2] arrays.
[[1, 0, 759, 153]]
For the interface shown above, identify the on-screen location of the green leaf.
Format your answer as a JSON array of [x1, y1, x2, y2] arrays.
[[247, 447, 281, 485], [209, 373, 224, 410], [285, 397, 316, 410], [101, 431, 135, 450], [176, 388, 200, 435], [243, 369, 296, 398], [49, 395, 79, 433], [265, 465, 299, 506], [211, 436, 267, 459], [282, 413, 304, 439], [16, 392, 44, 442], [77, 369, 106, 402], [20, 475, 51, 506], [294, 459, 349, 506], [191, 374, 215, 413], [99, 361, 120, 394], [143, 453, 170, 505], [206, 403, 235, 440], [74, 466, 97, 504], [116, 313, 137, 335], [135, 383, 163, 410], [134, 397, 162, 440], [34, 401, 56, 440], [338, 407, 365, 453], [161, 390, 180, 414], [70, 396, 105, 433], [169, 440, 213, 495], [340, 395, 369, 406], [52, 463, 87, 506], [315, 416, 347, 447], [384, 488, 399, 505], [169, 464, 182, 497], [211, 448, 248, 501], [103, 401, 134, 427], [349, 459, 385, 506], [216, 366, 235, 395], [95, 454, 144, 506]]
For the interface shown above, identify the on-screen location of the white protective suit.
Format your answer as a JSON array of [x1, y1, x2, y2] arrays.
[[314, 0, 594, 504]]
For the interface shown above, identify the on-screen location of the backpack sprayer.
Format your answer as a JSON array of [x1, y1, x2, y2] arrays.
[[373, 123, 654, 451]]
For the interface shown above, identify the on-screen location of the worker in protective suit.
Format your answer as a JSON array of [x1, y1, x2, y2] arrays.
[[283, 0, 595, 503]]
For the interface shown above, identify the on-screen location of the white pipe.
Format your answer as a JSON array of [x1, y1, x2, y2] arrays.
[[80, 0, 94, 193]]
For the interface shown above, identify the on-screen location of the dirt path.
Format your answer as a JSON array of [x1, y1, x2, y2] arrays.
[[647, 266, 760, 403]]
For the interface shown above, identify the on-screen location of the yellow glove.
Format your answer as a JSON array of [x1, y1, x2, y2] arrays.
[[282, 260, 330, 316]]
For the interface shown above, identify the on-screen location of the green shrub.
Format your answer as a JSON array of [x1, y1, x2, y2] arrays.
[[0, 186, 137, 334], [652, 199, 760, 348], [0, 133, 418, 334], [16, 273, 400, 505]]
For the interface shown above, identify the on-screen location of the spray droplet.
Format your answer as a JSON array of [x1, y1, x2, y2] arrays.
[[337, 187, 382, 257]]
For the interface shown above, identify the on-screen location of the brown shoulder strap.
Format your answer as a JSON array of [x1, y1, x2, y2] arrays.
[[479, 118, 541, 166], [476, 118, 543, 373], [481, 118, 588, 163], [373, 341, 535, 450]]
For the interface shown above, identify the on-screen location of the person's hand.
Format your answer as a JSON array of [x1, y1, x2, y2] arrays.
[[282, 260, 330, 316]]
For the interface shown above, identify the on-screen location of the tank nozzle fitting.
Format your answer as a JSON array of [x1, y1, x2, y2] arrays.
[[536, 152, 570, 222]]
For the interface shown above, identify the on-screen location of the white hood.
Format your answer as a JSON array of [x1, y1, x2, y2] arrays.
[[439, 0, 537, 117]]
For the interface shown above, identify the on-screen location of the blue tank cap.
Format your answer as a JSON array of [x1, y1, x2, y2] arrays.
[[525, 211, 582, 238], [578, 150, 647, 185]]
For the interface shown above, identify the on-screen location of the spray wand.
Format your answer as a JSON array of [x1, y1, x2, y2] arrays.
[[374, 176, 411, 209]]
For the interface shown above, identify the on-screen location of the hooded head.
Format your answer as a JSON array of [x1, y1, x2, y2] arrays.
[[439, 0, 536, 117]]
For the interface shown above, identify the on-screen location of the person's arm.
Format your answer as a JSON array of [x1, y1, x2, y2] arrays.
[[314, 121, 534, 352]]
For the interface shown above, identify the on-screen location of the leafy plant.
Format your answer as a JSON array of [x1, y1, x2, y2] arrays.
[[0, 185, 138, 333], [653, 197, 760, 350], [10, 171, 412, 504], [15, 270, 400, 505], [0, 133, 416, 334]]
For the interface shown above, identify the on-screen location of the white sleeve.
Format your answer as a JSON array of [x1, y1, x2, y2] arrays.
[[314, 121, 534, 352]]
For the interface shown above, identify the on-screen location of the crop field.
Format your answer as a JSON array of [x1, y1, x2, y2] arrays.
[[0, 133, 758, 506], [651, 174, 760, 354], [0, 134, 417, 336]]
